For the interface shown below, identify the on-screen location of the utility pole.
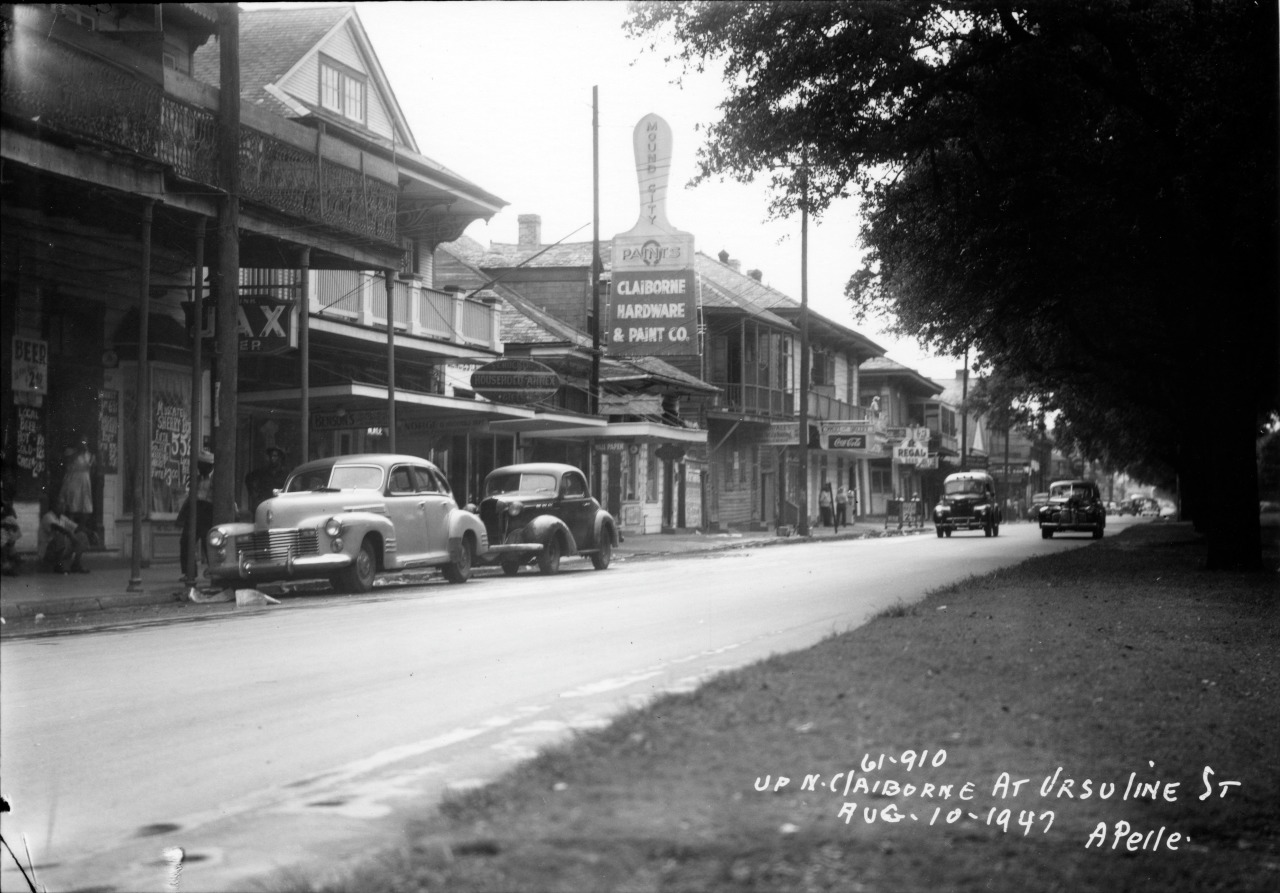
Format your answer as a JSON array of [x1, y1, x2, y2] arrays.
[[214, 1, 240, 525], [797, 159, 811, 536], [590, 86, 601, 416], [184, 218, 206, 585]]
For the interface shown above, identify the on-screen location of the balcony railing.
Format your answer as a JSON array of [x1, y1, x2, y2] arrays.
[[807, 391, 872, 422], [2, 19, 398, 247], [710, 382, 795, 418], [309, 272, 499, 351]]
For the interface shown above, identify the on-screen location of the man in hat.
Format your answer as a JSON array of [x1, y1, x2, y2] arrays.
[[179, 450, 215, 579], [244, 446, 289, 514]]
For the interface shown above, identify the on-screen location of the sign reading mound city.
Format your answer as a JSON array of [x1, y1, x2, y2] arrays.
[[608, 114, 698, 357], [470, 358, 561, 405]]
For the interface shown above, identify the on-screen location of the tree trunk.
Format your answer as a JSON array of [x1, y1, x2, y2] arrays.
[[1203, 396, 1262, 571]]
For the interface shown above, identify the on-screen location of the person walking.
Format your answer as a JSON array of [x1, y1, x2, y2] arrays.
[[818, 482, 834, 529], [178, 450, 215, 580], [836, 485, 848, 530]]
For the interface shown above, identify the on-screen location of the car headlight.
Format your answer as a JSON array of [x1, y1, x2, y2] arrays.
[[324, 516, 342, 537], [207, 529, 225, 548], [507, 500, 524, 517], [934, 505, 948, 515]]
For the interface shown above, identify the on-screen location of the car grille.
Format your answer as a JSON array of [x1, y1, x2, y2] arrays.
[[235, 528, 320, 561]]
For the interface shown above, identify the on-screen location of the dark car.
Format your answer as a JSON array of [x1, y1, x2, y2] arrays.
[[473, 463, 618, 575], [933, 471, 1003, 538], [1038, 479, 1106, 539]]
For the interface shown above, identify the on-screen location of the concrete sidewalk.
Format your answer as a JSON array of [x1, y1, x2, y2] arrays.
[[0, 518, 928, 620]]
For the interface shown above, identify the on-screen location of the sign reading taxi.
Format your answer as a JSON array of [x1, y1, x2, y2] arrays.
[[609, 113, 698, 358]]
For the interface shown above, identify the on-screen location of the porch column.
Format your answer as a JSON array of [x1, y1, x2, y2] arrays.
[[385, 270, 396, 452], [127, 199, 154, 591], [184, 217, 206, 585], [298, 247, 310, 462]]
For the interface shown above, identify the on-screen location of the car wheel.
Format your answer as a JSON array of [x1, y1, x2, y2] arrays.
[[501, 560, 521, 576], [442, 534, 473, 584], [935, 527, 944, 538], [537, 535, 562, 575], [983, 522, 992, 537], [332, 537, 376, 593], [993, 523, 1000, 537], [944, 529, 952, 538], [591, 533, 613, 570], [1092, 526, 1104, 540], [1041, 528, 1053, 539]]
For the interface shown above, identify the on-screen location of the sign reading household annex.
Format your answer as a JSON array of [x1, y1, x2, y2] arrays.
[[608, 114, 698, 358]]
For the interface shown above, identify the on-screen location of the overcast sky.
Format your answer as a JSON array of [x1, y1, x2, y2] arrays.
[[275, 1, 963, 383]]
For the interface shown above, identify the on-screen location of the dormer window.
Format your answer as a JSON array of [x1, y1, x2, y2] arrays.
[[320, 57, 366, 124]]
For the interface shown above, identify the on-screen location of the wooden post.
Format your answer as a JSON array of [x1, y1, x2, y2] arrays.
[[127, 200, 155, 590]]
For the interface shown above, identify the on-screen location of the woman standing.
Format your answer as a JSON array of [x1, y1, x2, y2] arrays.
[[59, 437, 95, 533], [818, 482, 834, 528]]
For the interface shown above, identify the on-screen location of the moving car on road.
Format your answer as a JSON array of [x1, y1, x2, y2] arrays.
[[473, 463, 617, 575], [933, 471, 1003, 538], [205, 454, 487, 593], [1038, 479, 1106, 539]]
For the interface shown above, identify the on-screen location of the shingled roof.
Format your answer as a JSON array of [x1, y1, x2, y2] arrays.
[[859, 356, 945, 398]]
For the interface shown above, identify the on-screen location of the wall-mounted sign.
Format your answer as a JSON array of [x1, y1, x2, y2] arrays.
[[470, 358, 561, 405], [184, 295, 298, 355], [607, 270, 697, 356], [894, 443, 930, 464], [761, 422, 800, 446], [12, 336, 48, 394]]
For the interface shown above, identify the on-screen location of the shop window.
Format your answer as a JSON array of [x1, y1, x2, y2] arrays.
[[871, 466, 893, 496], [625, 451, 638, 500], [646, 449, 659, 502]]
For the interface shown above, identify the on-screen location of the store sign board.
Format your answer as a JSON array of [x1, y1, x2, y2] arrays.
[[12, 336, 48, 394], [894, 443, 930, 464], [184, 296, 297, 354], [761, 422, 800, 446], [470, 358, 561, 405]]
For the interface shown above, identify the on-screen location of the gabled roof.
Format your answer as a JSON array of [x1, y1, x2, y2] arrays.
[[193, 4, 417, 152], [858, 356, 945, 398]]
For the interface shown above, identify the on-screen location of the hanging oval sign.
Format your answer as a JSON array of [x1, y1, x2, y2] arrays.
[[470, 358, 561, 405]]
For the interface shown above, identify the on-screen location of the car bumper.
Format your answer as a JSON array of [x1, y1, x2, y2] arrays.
[[208, 552, 351, 584], [479, 542, 544, 561], [933, 517, 988, 531]]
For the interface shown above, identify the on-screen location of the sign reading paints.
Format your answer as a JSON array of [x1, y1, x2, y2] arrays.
[[608, 113, 698, 358]]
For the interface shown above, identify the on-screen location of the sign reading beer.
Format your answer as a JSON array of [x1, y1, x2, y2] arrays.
[[609, 113, 698, 357], [11, 336, 48, 394], [470, 358, 561, 405]]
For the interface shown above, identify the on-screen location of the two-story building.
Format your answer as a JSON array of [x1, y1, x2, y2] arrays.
[[2, 4, 506, 562]]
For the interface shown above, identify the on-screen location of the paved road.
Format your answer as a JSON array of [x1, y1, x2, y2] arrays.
[[0, 520, 1123, 891]]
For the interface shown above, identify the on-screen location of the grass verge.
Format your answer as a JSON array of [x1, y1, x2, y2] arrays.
[[293, 524, 1279, 893]]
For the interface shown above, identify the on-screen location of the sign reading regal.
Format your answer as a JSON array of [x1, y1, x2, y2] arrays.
[[608, 114, 698, 357], [470, 358, 561, 405]]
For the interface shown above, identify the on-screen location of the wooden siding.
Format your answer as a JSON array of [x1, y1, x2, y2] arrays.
[[280, 22, 396, 140]]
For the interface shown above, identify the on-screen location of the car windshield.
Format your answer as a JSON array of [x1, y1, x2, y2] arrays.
[[1051, 483, 1096, 499], [285, 469, 333, 492], [944, 479, 988, 497], [486, 472, 558, 496]]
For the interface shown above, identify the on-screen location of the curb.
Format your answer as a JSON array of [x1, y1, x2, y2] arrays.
[[2, 588, 186, 618]]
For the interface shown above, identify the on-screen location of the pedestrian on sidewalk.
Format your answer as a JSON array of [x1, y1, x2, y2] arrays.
[[41, 497, 91, 574], [177, 450, 215, 580], [836, 485, 848, 530], [244, 446, 288, 514], [819, 482, 834, 528], [59, 435, 95, 537]]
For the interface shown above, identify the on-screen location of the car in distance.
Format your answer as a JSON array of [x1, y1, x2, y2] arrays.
[[205, 454, 487, 593], [1037, 479, 1106, 539], [473, 463, 618, 575], [933, 471, 1002, 538], [1027, 491, 1050, 520]]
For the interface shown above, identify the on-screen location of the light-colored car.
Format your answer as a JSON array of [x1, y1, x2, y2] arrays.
[[472, 463, 618, 575], [206, 454, 487, 593]]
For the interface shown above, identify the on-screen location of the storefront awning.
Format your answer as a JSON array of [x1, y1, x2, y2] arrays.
[[237, 383, 535, 426], [526, 421, 707, 445], [487, 411, 609, 435]]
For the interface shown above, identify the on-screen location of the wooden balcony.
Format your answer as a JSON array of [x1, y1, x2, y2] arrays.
[[2, 14, 398, 249]]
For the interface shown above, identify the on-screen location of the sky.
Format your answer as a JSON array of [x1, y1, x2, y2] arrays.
[[305, 0, 964, 383]]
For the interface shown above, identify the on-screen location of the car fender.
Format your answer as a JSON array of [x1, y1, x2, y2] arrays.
[[593, 511, 618, 548], [447, 509, 489, 554], [325, 510, 395, 562], [525, 514, 578, 554]]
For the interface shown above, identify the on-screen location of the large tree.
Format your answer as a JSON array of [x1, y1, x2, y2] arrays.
[[628, 0, 1278, 569]]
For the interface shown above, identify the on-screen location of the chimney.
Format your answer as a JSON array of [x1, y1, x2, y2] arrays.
[[717, 249, 730, 263], [518, 214, 541, 249], [748, 269, 762, 281]]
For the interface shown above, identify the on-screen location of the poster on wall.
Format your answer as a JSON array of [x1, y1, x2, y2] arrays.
[[15, 404, 45, 479], [98, 388, 119, 474], [150, 367, 192, 513]]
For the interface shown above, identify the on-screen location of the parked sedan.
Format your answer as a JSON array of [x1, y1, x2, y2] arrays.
[[1038, 479, 1106, 539], [473, 463, 618, 575], [206, 454, 487, 593]]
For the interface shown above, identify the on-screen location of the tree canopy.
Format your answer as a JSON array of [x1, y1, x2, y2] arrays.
[[627, 0, 1278, 569]]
